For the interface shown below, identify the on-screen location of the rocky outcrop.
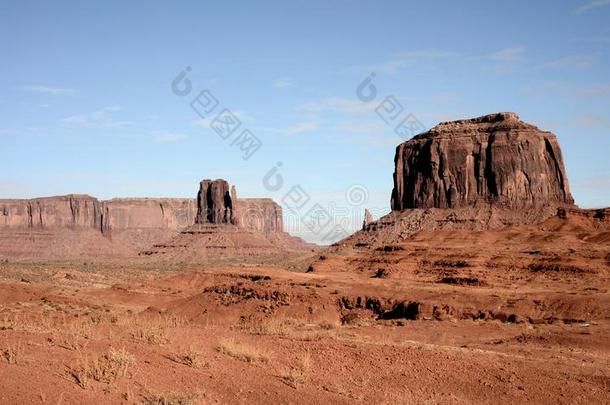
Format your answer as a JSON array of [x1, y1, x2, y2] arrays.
[[236, 199, 283, 233], [362, 209, 373, 230], [196, 179, 235, 225], [102, 198, 197, 234], [391, 112, 574, 211], [0, 195, 102, 229], [0, 179, 286, 237]]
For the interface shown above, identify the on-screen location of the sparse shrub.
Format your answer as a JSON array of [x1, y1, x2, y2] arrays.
[[132, 326, 168, 345], [218, 338, 268, 363], [438, 276, 482, 286], [2, 341, 23, 364], [377, 245, 404, 252], [72, 347, 135, 388], [127, 315, 181, 344], [246, 317, 302, 336], [318, 320, 336, 330], [528, 263, 589, 274], [434, 259, 469, 268], [143, 391, 198, 405], [169, 346, 208, 369], [282, 353, 311, 388], [340, 311, 367, 326]]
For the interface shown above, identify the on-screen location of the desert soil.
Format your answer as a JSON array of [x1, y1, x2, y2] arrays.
[[0, 223, 609, 405]]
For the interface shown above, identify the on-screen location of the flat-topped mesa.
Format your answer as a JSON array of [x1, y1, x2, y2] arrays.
[[391, 112, 574, 211], [195, 179, 236, 225], [0, 194, 102, 229]]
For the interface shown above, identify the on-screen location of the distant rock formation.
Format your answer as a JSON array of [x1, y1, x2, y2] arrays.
[[0, 194, 102, 230], [196, 179, 235, 225], [0, 179, 284, 236], [391, 112, 574, 211], [235, 198, 283, 233], [362, 209, 373, 230]]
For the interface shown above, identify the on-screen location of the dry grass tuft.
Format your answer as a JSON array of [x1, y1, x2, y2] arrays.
[[2, 341, 23, 364], [169, 346, 208, 369], [127, 314, 185, 345], [282, 352, 311, 388], [218, 338, 269, 363], [71, 347, 135, 388], [143, 391, 199, 405]]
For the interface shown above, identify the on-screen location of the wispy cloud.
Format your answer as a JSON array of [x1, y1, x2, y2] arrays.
[[0, 128, 20, 136], [576, 84, 610, 97], [335, 121, 386, 133], [152, 131, 187, 143], [297, 97, 374, 114], [23, 85, 75, 96], [573, 0, 610, 14], [279, 121, 319, 135], [360, 50, 456, 73], [544, 54, 594, 69], [60, 105, 132, 128], [575, 113, 610, 129], [272, 77, 294, 88], [0, 127, 42, 136], [488, 46, 526, 62], [252, 121, 320, 136], [572, 175, 610, 189]]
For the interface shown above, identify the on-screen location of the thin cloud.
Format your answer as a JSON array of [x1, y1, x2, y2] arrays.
[[575, 113, 610, 129], [335, 121, 386, 133], [60, 105, 132, 128], [152, 131, 187, 143], [576, 84, 610, 97], [279, 121, 319, 135], [573, 0, 610, 14], [544, 54, 594, 69], [488, 46, 526, 62], [572, 175, 610, 189], [297, 97, 375, 114], [0, 128, 20, 136], [253, 121, 320, 136], [23, 85, 75, 96], [272, 77, 294, 88], [360, 50, 456, 73]]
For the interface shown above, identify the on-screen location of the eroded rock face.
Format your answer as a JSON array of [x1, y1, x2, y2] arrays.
[[0, 195, 102, 229], [0, 179, 285, 236], [196, 179, 235, 225], [235, 199, 283, 233], [362, 209, 373, 230], [391, 112, 574, 210]]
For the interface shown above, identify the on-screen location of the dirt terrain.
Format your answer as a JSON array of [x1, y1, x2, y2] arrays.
[[0, 217, 608, 404]]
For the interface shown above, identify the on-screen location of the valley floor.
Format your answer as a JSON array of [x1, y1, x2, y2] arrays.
[[0, 257, 608, 404]]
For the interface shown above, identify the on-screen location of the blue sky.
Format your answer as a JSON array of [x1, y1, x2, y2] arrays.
[[1, 0, 610, 242]]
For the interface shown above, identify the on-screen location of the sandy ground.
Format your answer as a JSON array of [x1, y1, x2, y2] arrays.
[[0, 242, 608, 405]]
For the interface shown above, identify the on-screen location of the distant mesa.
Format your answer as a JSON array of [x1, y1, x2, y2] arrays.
[[0, 178, 308, 259]]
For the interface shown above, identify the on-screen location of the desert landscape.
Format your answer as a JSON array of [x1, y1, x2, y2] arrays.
[[3, 2, 610, 404], [0, 112, 608, 404]]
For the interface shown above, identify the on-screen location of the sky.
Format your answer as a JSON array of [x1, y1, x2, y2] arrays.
[[1, 0, 610, 243]]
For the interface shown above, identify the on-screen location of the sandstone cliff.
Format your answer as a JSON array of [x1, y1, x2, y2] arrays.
[[235, 198, 283, 233], [0, 180, 287, 239], [0, 195, 102, 229], [196, 179, 235, 225], [391, 112, 574, 211]]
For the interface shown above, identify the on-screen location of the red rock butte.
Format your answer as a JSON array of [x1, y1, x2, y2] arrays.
[[391, 112, 574, 211]]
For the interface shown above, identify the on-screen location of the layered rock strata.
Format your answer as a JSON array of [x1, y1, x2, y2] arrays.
[[391, 112, 574, 211]]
